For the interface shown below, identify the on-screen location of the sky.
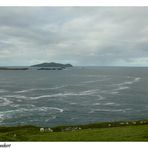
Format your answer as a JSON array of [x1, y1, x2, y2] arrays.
[[0, 7, 148, 66]]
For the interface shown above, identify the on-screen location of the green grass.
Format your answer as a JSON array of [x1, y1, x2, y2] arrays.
[[1, 120, 148, 141]]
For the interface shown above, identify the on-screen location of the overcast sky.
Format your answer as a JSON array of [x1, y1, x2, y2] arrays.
[[0, 7, 148, 66]]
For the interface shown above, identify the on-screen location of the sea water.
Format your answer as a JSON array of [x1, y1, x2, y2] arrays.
[[0, 67, 148, 127]]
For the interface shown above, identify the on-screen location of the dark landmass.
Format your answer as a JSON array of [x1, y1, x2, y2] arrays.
[[31, 62, 73, 68], [38, 67, 64, 70], [0, 67, 29, 70], [0, 119, 148, 141]]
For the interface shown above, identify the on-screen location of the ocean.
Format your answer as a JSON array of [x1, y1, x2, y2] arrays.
[[0, 67, 148, 127]]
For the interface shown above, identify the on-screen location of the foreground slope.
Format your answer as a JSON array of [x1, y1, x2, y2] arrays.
[[0, 124, 148, 141]]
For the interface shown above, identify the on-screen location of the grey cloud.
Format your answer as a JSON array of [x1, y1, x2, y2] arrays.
[[0, 7, 148, 66]]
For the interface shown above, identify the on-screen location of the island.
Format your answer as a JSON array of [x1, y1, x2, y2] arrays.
[[31, 62, 73, 70], [31, 62, 73, 68]]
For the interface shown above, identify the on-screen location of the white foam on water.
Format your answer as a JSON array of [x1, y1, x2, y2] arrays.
[[10, 104, 35, 108], [113, 86, 129, 91], [109, 91, 119, 94], [134, 77, 141, 82], [80, 89, 99, 95], [14, 89, 35, 93], [103, 102, 120, 106], [69, 102, 77, 105], [108, 77, 141, 95], [82, 78, 111, 84], [89, 109, 124, 113], [89, 108, 128, 113], [4, 95, 27, 99], [86, 75, 108, 78], [30, 89, 100, 100], [96, 95, 105, 100], [0, 97, 12, 106], [0, 106, 64, 122], [92, 103, 101, 106], [30, 94, 65, 100], [113, 77, 141, 87], [99, 90, 119, 95], [38, 107, 64, 113], [92, 102, 119, 106], [45, 115, 57, 122], [14, 85, 67, 94], [89, 107, 132, 113]]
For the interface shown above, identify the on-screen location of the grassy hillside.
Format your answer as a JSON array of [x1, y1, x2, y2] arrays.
[[1, 120, 148, 141]]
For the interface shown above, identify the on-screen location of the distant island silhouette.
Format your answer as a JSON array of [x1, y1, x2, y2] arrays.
[[31, 62, 73, 70], [0, 62, 73, 70]]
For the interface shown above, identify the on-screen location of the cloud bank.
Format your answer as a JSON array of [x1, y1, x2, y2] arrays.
[[0, 7, 148, 66]]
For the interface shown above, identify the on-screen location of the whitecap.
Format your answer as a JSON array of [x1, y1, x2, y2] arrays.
[[4, 95, 27, 99], [80, 89, 99, 95], [109, 91, 119, 94], [0, 106, 64, 120], [86, 75, 108, 78], [69, 102, 77, 105], [14, 85, 66, 93], [113, 77, 141, 87], [45, 115, 57, 122], [113, 86, 129, 91], [82, 78, 111, 84], [39, 107, 64, 113], [89, 109, 126, 113], [30, 89, 100, 100], [103, 102, 120, 106], [30, 94, 65, 100], [0, 97, 12, 106], [92, 103, 101, 106], [89, 108, 132, 113], [14, 89, 33, 93], [97, 95, 105, 100], [134, 77, 141, 82]]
